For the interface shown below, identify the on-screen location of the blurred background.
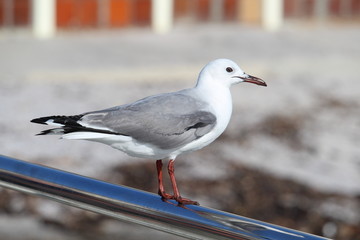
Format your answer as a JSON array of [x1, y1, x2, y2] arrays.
[[0, 0, 360, 239]]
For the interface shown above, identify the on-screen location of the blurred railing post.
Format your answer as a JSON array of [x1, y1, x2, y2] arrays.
[[314, 0, 329, 24], [151, 0, 173, 34], [32, 0, 56, 39], [210, 0, 223, 22], [261, 0, 284, 31], [0, 155, 328, 240], [97, 0, 110, 28]]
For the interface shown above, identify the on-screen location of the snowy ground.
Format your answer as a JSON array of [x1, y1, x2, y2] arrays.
[[1, 22, 360, 239]]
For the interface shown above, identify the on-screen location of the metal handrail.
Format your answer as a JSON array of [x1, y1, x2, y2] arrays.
[[0, 155, 327, 240]]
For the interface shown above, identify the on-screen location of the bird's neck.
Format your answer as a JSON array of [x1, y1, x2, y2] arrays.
[[195, 75, 233, 125], [195, 73, 232, 102]]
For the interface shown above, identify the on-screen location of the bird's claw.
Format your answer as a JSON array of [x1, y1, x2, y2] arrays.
[[158, 190, 175, 200], [175, 196, 199, 206], [158, 191, 199, 206]]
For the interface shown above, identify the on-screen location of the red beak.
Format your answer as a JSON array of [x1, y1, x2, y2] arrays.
[[240, 74, 267, 87]]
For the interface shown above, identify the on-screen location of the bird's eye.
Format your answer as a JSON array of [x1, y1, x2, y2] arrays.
[[226, 67, 233, 73]]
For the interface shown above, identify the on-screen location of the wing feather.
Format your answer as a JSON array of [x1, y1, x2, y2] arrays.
[[80, 92, 217, 149]]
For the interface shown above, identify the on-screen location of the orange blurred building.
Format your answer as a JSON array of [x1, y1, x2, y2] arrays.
[[0, 0, 359, 28]]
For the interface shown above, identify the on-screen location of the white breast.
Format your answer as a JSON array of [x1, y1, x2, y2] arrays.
[[169, 84, 233, 159]]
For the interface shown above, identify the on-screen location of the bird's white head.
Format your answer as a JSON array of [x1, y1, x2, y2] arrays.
[[197, 59, 267, 88]]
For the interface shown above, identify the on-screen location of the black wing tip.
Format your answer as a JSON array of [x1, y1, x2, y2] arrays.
[[30, 115, 84, 125], [31, 117, 48, 125]]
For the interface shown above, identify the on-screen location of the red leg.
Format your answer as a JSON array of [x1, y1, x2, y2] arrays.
[[167, 159, 199, 205], [156, 160, 173, 200]]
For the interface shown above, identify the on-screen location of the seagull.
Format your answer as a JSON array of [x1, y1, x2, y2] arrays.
[[31, 59, 266, 205]]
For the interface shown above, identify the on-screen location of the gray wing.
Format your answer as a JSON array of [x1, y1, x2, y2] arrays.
[[79, 91, 217, 149]]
